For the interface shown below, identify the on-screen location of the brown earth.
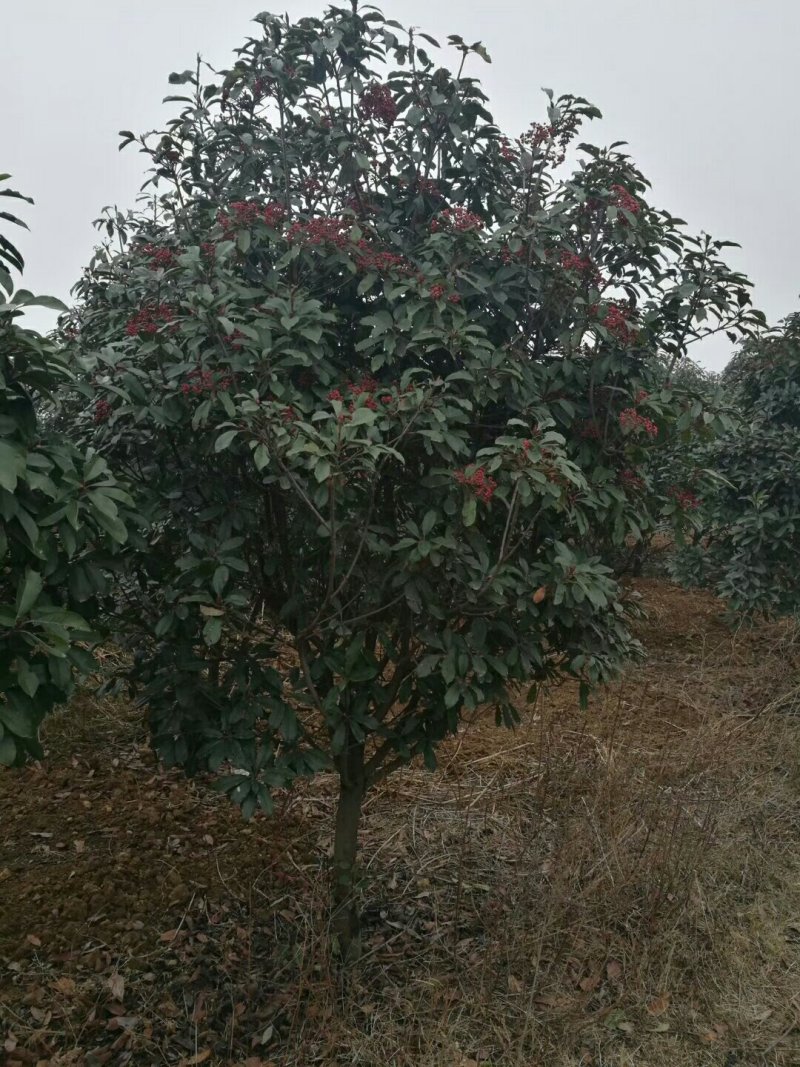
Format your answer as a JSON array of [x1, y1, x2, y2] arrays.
[[1, 579, 800, 1066]]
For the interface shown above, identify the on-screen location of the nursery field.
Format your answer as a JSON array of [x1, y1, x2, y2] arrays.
[[2, 578, 800, 1066]]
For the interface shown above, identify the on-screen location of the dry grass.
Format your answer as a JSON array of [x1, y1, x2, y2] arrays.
[[2, 579, 800, 1065]]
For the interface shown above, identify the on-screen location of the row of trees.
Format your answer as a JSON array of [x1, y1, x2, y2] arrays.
[[1, 3, 796, 951]]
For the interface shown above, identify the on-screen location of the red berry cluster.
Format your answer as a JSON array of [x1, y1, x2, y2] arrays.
[[359, 83, 398, 127], [601, 303, 637, 345], [521, 117, 578, 165], [181, 368, 232, 396], [218, 200, 286, 236], [455, 466, 498, 504], [281, 406, 297, 423], [634, 388, 649, 404], [619, 408, 658, 438], [416, 176, 440, 194], [287, 216, 351, 249], [525, 123, 556, 148], [669, 486, 699, 510], [612, 184, 640, 218], [94, 398, 112, 424], [619, 468, 645, 491], [501, 244, 526, 265], [125, 304, 176, 337], [347, 376, 378, 397], [201, 242, 217, 261], [499, 138, 516, 161], [141, 243, 177, 270], [429, 284, 446, 300], [560, 250, 603, 287], [432, 206, 484, 233], [329, 377, 383, 411], [354, 239, 410, 276], [345, 194, 377, 217]]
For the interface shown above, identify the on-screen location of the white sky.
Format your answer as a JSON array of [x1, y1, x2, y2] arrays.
[[3, 0, 798, 370]]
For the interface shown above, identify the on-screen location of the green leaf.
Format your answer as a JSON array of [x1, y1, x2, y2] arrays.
[[0, 735, 16, 765], [349, 407, 376, 427], [16, 658, 39, 698], [0, 703, 35, 738], [0, 440, 25, 492], [15, 568, 43, 619], [215, 429, 238, 452], [462, 495, 477, 527], [253, 443, 270, 471], [87, 490, 119, 520], [212, 565, 229, 595], [314, 458, 331, 483], [93, 508, 128, 544], [203, 617, 222, 645]]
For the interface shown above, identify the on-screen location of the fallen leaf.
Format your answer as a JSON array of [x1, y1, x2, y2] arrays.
[[26, 934, 42, 947], [533, 585, 548, 604], [507, 975, 523, 994], [73, 839, 86, 854], [191, 992, 208, 1024], [256, 1024, 274, 1046], [646, 992, 671, 1016], [579, 972, 602, 993], [107, 973, 125, 1002], [606, 959, 623, 981], [181, 1051, 211, 1066], [52, 977, 77, 996], [106, 1015, 139, 1031]]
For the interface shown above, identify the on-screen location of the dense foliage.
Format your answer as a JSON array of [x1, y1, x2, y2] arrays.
[[58, 5, 764, 944], [672, 315, 800, 616], [0, 176, 135, 765]]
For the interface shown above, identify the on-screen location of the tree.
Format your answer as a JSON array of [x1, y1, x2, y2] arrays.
[[672, 314, 800, 617], [66, 4, 762, 952], [0, 175, 135, 765]]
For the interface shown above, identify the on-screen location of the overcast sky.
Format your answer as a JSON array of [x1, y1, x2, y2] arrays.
[[3, 0, 798, 370]]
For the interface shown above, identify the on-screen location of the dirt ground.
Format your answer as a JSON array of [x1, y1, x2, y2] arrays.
[[2, 579, 800, 1066]]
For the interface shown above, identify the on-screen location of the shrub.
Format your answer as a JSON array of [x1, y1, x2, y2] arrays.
[[672, 315, 800, 617], [0, 175, 135, 765], [66, 5, 761, 950]]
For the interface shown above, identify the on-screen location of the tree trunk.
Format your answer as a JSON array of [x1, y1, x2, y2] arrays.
[[331, 738, 366, 960]]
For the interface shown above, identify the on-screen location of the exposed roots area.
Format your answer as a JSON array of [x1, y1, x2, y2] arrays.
[[1, 579, 800, 1066]]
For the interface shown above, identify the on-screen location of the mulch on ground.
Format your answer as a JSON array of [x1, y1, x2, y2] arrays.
[[1, 579, 800, 1066]]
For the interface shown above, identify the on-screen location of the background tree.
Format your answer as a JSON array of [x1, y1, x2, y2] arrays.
[[672, 314, 800, 616], [65, 4, 762, 951], [0, 175, 136, 765]]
